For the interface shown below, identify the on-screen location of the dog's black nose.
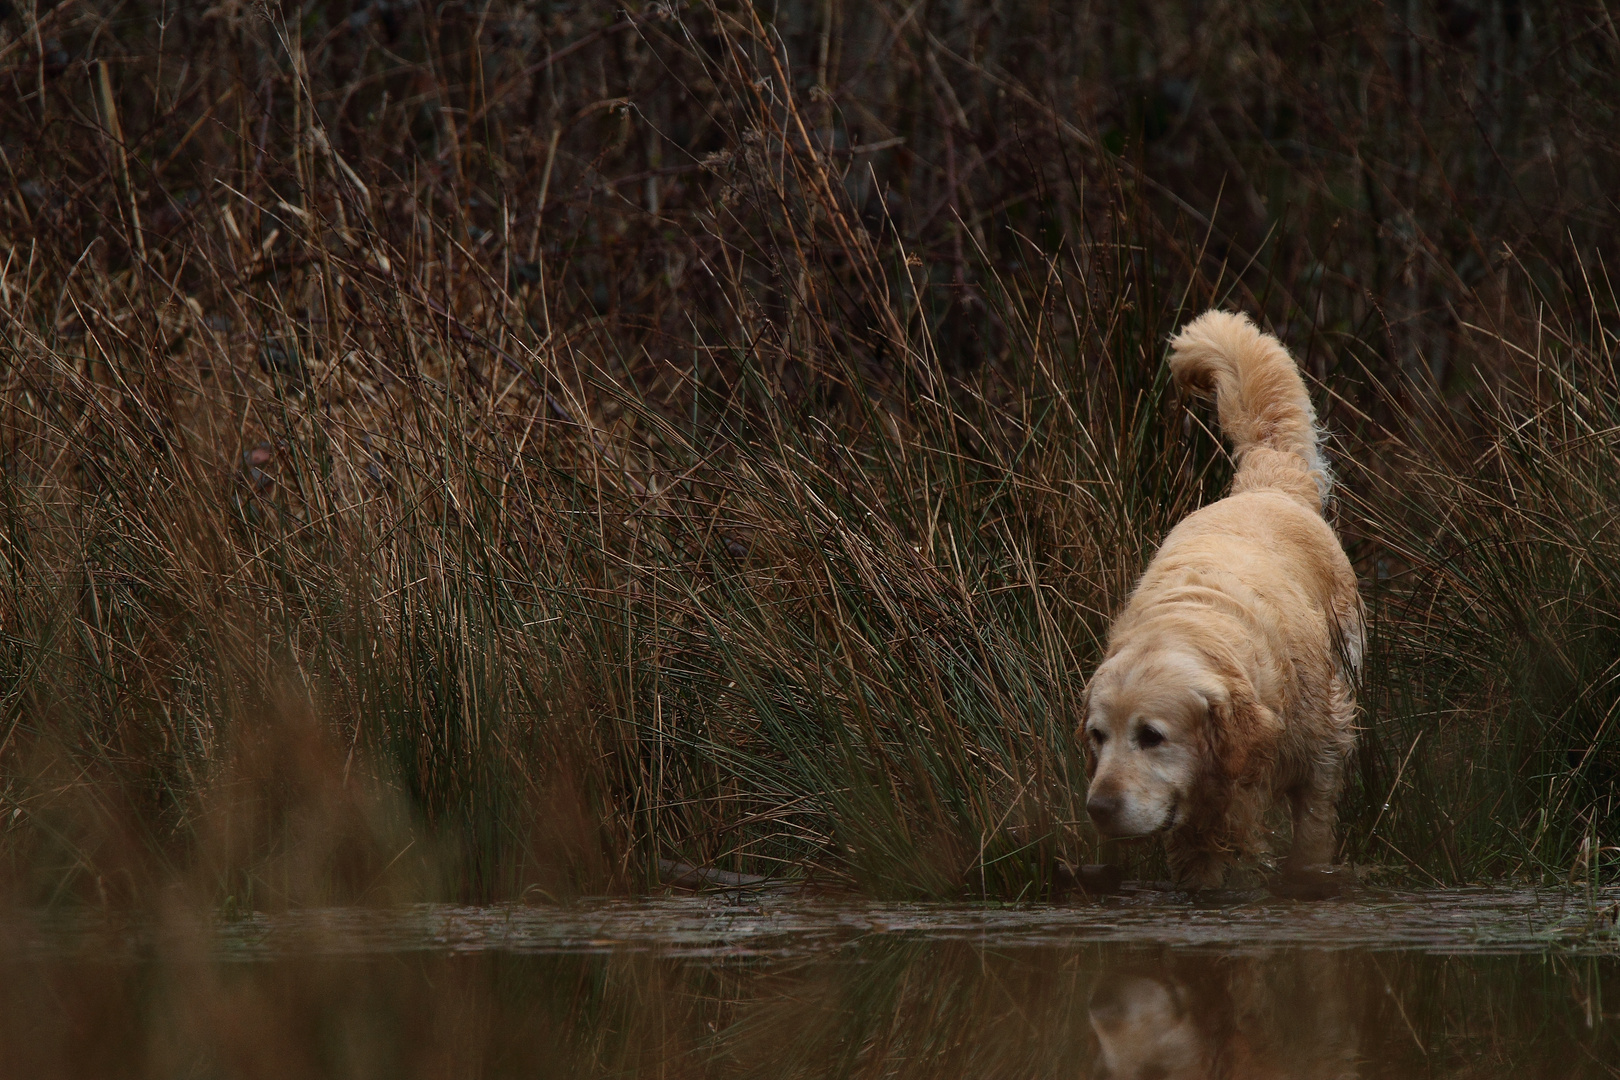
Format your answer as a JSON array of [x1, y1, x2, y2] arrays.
[[1087, 793, 1119, 830]]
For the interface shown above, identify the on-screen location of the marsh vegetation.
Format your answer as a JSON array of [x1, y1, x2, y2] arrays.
[[1, 0, 1618, 907]]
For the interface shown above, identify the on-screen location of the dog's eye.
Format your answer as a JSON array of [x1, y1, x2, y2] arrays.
[[1088, 728, 1107, 746], [1136, 726, 1165, 749]]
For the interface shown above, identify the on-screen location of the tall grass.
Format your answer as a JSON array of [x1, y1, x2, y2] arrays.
[[1343, 282, 1620, 883], [0, 0, 1616, 902]]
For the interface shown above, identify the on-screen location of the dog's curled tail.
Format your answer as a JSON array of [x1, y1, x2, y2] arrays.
[[1168, 310, 1330, 509]]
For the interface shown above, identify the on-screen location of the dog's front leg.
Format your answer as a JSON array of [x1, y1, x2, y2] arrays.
[[1165, 837, 1232, 890]]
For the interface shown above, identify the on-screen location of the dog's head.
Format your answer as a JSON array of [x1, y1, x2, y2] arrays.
[[1081, 641, 1278, 839]]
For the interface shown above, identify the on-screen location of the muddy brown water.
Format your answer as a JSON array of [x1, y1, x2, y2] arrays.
[[2, 885, 1617, 1078]]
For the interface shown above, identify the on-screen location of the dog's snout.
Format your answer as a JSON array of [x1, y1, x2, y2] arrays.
[[1087, 791, 1121, 831]]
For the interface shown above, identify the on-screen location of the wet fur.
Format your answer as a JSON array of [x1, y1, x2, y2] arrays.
[[1084, 311, 1362, 888]]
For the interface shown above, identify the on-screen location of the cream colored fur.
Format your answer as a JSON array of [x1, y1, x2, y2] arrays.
[[1083, 310, 1362, 888]]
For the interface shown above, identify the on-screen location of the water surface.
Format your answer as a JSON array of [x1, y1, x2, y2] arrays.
[[4, 885, 1616, 1078]]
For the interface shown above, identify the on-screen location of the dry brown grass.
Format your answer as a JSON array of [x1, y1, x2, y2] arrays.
[[0, 1, 1617, 903]]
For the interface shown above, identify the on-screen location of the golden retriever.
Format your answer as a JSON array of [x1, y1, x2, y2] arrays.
[[1082, 311, 1362, 888]]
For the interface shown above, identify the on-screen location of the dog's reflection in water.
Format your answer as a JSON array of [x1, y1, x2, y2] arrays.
[[1088, 955, 1360, 1080]]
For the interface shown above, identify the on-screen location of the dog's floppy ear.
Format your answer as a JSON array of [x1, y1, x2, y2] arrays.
[[1078, 681, 1098, 780], [1204, 683, 1282, 784]]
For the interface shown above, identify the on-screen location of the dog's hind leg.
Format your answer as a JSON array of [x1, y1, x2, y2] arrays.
[[1284, 678, 1356, 871], [1285, 771, 1340, 870]]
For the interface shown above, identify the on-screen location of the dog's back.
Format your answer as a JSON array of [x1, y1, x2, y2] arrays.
[[1116, 311, 1357, 658]]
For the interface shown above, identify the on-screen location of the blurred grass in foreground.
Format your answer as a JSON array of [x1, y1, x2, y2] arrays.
[[0, 0, 1617, 903]]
